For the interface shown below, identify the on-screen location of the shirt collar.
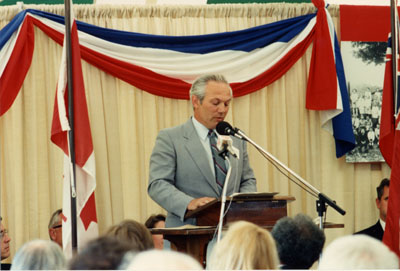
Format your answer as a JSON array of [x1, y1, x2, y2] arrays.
[[380, 218, 385, 230], [192, 117, 212, 141]]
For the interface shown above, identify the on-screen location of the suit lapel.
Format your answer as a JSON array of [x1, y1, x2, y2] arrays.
[[183, 119, 220, 195]]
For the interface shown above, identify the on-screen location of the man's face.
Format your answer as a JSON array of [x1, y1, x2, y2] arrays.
[[376, 185, 389, 221], [192, 81, 232, 130], [0, 222, 11, 260], [49, 218, 63, 248]]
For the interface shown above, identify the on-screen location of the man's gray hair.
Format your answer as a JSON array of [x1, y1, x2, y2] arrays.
[[189, 74, 232, 103], [11, 239, 66, 270], [48, 209, 62, 229], [319, 234, 399, 269]]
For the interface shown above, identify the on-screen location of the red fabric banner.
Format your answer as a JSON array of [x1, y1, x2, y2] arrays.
[[340, 5, 392, 42]]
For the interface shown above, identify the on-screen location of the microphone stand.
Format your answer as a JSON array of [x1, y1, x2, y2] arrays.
[[216, 148, 233, 243], [235, 129, 345, 230]]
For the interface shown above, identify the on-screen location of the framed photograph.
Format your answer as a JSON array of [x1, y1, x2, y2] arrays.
[[341, 41, 386, 163]]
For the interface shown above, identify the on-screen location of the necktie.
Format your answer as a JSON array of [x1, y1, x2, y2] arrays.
[[208, 130, 227, 189]]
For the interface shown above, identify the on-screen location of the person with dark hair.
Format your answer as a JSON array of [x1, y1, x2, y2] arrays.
[[148, 74, 256, 228], [145, 214, 166, 249], [271, 213, 325, 269], [354, 178, 389, 240], [145, 214, 166, 229], [48, 209, 63, 247], [10, 240, 66, 270], [105, 219, 154, 251], [69, 236, 135, 270], [1, 216, 12, 270]]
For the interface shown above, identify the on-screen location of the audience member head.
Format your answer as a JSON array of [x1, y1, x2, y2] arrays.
[[271, 213, 325, 269], [69, 235, 134, 270], [0, 216, 11, 260], [105, 219, 154, 251], [48, 209, 63, 247], [10, 239, 66, 270], [376, 178, 390, 221], [145, 214, 166, 249], [124, 249, 202, 270], [319, 234, 399, 269], [190, 74, 232, 130], [208, 220, 279, 270]]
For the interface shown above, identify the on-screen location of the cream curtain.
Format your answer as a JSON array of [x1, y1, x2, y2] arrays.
[[0, 3, 390, 261]]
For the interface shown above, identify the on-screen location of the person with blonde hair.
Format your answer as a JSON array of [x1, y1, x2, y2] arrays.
[[207, 220, 279, 270]]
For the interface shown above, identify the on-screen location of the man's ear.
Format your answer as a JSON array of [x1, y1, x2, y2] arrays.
[[49, 229, 55, 241], [192, 95, 199, 109], [375, 198, 381, 209]]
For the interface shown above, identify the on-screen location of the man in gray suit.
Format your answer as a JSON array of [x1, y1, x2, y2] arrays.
[[148, 74, 257, 228]]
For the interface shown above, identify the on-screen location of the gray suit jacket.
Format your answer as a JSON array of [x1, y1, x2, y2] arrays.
[[148, 118, 257, 227]]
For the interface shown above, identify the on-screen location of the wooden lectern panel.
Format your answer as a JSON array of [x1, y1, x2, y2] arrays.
[[185, 194, 295, 227], [152, 194, 342, 267]]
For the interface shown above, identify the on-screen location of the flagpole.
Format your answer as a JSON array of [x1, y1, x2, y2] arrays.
[[64, 0, 78, 255], [391, 0, 399, 119]]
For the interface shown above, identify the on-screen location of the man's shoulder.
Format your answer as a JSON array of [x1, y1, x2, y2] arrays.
[[160, 119, 191, 133], [354, 220, 383, 240]]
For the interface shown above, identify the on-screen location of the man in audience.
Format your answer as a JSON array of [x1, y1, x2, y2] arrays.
[[145, 214, 166, 249], [319, 234, 399, 269], [48, 209, 63, 247], [148, 74, 257, 228], [271, 213, 325, 269], [354, 178, 389, 240], [1, 216, 12, 270], [10, 239, 66, 270]]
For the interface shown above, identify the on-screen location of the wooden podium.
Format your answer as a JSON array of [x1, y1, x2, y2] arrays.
[[151, 193, 295, 266], [186, 193, 295, 227]]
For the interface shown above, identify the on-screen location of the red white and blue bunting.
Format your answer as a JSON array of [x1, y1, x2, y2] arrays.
[[0, 1, 355, 157]]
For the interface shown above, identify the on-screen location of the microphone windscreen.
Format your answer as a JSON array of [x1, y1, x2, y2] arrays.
[[216, 121, 233, 135]]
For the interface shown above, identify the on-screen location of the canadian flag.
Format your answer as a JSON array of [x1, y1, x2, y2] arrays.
[[382, 113, 400, 257], [50, 0, 98, 258]]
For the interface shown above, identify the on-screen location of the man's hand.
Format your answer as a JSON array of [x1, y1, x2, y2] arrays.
[[187, 197, 216, 211]]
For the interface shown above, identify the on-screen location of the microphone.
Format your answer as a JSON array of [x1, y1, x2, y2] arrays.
[[216, 121, 235, 136], [217, 135, 240, 159], [216, 121, 244, 140]]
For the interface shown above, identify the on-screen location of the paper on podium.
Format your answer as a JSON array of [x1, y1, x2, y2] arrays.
[[229, 191, 278, 199], [162, 224, 216, 230]]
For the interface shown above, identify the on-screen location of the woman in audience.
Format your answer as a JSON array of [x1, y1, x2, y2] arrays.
[[105, 219, 154, 251], [11, 239, 66, 270], [207, 220, 279, 270], [145, 214, 166, 249]]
